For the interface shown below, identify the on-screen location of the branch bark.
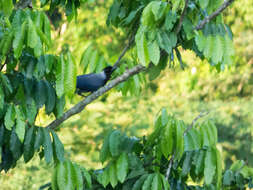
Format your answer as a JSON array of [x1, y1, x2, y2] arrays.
[[195, 0, 235, 30], [176, 0, 189, 34], [47, 65, 145, 130], [183, 111, 209, 136]]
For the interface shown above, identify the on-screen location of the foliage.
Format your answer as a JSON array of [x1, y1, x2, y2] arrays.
[[52, 111, 253, 190], [0, 0, 252, 190]]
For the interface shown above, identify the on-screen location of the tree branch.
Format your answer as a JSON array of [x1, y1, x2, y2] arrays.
[[165, 155, 174, 180], [183, 111, 209, 136], [113, 34, 135, 69], [195, 0, 235, 30], [176, 0, 189, 34], [47, 65, 145, 130]]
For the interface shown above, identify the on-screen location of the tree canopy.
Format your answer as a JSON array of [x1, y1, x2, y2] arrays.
[[0, 0, 252, 189]]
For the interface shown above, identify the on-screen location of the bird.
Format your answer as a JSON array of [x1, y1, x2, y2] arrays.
[[76, 65, 117, 96]]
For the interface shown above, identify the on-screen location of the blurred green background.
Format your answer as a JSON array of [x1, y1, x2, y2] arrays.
[[1, 0, 252, 189]]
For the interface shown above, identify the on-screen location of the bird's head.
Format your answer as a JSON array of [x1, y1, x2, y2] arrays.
[[103, 66, 116, 79]]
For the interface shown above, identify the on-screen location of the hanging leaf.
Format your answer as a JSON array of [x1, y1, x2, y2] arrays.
[[23, 126, 35, 163], [13, 21, 27, 59], [27, 18, 38, 49], [142, 174, 154, 190], [64, 51, 77, 97], [34, 127, 44, 151], [51, 130, 65, 162], [71, 163, 83, 190], [116, 152, 128, 183], [4, 104, 15, 130], [42, 128, 53, 163], [204, 147, 217, 185], [109, 162, 118, 188], [15, 106, 26, 142], [136, 27, 150, 66], [56, 55, 65, 98], [109, 130, 121, 157]]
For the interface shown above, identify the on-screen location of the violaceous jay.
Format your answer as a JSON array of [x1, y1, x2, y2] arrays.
[[76, 65, 117, 96]]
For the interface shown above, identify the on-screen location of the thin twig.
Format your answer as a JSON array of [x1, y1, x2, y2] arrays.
[[176, 0, 189, 34], [47, 65, 145, 130], [195, 0, 235, 30], [165, 155, 174, 180], [113, 34, 136, 69], [183, 111, 210, 136], [0, 62, 6, 72]]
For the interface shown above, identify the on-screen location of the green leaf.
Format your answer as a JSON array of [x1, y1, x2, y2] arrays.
[[160, 121, 174, 158], [97, 168, 110, 188], [151, 173, 162, 190], [109, 130, 121, 157], [51, 130, 65, 162], [23, 126, 35, 163], [56, 55, 65, 98], [1, 74, 13, 94], [161, 174, 170, 190], [204, 147, 217, 185], [184, 129, 201, 151], [34, 37, 43, 57], [142, 2, 155, 28], [10, 128, 22, 160], [216, 148, 222, 189], [26, 99, 37, 125], [64, 52, 77, 97], [136, 27, 150, 66], [51, 166, 58, 190], [34, 127, 44, 151], [35, 26, 51, 47], [35, 80, 47, 108], [195, 33, 206, 52], [45, 81, 56, 114], [203, 35, 214, 59], [109, 162, 118, 188], [15, 106, 26, 142], [116, 152, 128, 183], [132, 174, 148, 190], [174, 121, 184, 160], [43, 13, 51, 44], [42, 128, 53, 163], [195, 149, 205, 175], [2, 31, 14, 55], [211, 35, 224, 63], [148, 40, 160, 65], [80, 167, 92, 188], [151, 2, 167, 21], [182, 151, 193, 177], [199, 0, 209, 9], [0, 86, 4, 110], [57, 161, 72, 190], [165, 11, 177, 31], [53, 95, 65, 118], [4, 104, 15, 130], [100, 132, 111, 163], [2, 0, 13, 16], [13, 20, 27, 59], [223, 170, 234, 186], [71, 163, 83, 190], [27, 18, 38, 49], [142, 174, 154, 190], [80, 45, 93, 73]]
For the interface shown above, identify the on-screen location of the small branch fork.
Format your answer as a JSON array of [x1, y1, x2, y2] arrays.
[[195, 0, 235, 30], [46, 0, 233, 130], [165, 111, 209, 180]]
